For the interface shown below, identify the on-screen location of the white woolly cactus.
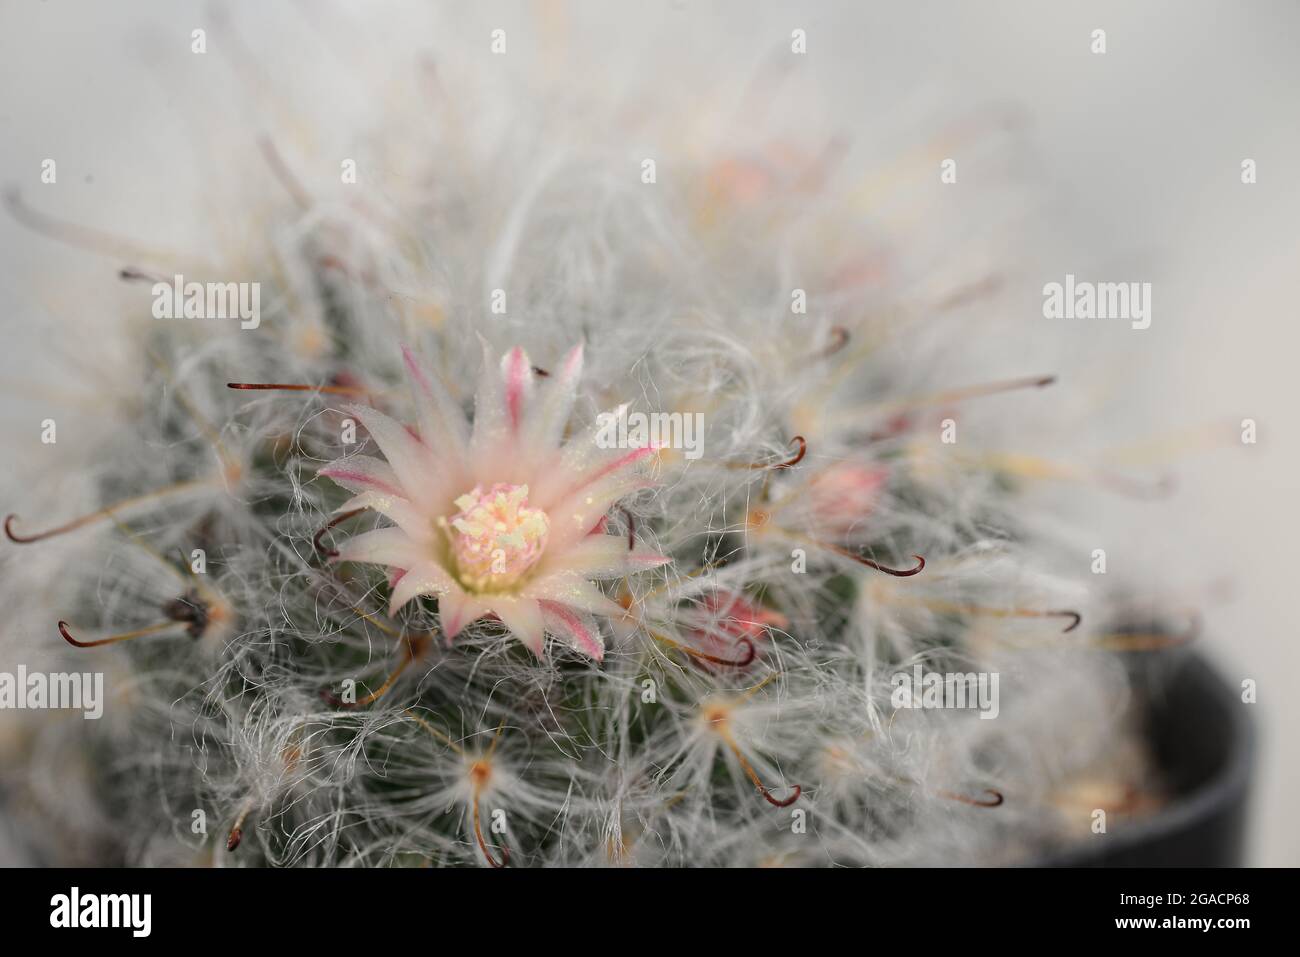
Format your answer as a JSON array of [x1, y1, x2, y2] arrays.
[[0, 12, 1154, 870]]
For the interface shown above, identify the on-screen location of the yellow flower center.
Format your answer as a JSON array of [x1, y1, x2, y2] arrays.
[[443, 483, 550, 592]]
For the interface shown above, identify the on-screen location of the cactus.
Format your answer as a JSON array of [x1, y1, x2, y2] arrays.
[[0, 9, 1158, 868]]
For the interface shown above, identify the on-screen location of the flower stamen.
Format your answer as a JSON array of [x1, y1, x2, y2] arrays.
[[442, 483, 549, 592]]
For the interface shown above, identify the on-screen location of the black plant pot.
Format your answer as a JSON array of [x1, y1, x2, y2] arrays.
[[1048, 652, 1255, 867]]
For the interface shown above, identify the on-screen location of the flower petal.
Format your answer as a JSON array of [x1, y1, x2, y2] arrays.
[[388, 560, 460, 616], [335, 528, 429, 569], [521, 343, 583, 460], [538, 534, 671, 580], [401, 344, 470, 468], [319, 456, 404, 498], [438, 587, 490, 639], [540, 600, 604, 661], [522, 572, 628, 621], [490, 596, 546, 657], [545, 474, 655, 553], [500, 346, 534, 433], [343, 403, 442, 509], [532, 407, 657, 509], [339, 491, 433, 544], [468, 341, 532, 479]]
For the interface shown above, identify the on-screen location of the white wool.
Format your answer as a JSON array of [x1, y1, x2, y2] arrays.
[[0, 5, 1144, 867]]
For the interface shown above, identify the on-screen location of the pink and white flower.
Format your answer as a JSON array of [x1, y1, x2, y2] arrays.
[[319, 343, 670, 661]]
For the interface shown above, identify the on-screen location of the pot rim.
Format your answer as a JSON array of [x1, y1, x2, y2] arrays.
[[1047, 650, 1255, 865]]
